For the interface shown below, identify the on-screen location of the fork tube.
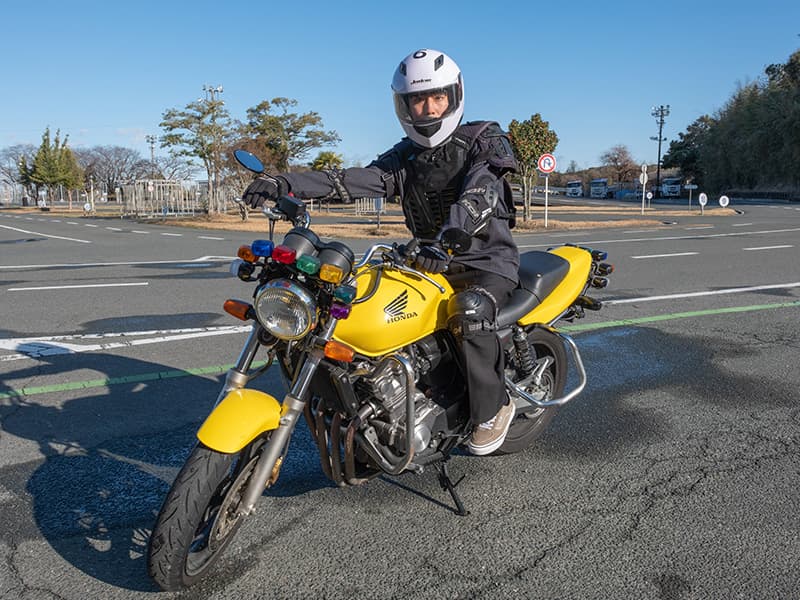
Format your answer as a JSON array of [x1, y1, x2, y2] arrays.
[[214, 324, 262, 405], [239, 319, 337, 515]]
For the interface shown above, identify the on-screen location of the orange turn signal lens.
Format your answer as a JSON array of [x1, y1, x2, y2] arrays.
[[237, 245, 256, 263], [319, 264, 344, 284], [223, 299, 252, 321], [324, 340, 355, 363]]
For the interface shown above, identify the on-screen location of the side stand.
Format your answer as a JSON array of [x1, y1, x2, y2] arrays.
[[436, 457, 469, 516]]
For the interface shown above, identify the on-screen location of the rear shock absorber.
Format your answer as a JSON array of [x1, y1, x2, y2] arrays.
[[512, 326, 536, 378]]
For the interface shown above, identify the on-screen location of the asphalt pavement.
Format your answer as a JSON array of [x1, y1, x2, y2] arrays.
[[1, 198, 799, 599]]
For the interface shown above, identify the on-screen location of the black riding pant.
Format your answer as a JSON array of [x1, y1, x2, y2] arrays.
[[446, 269, 517, 424]]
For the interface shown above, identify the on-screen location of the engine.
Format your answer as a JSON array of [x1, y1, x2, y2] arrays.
[[357, 359, 444, 455]]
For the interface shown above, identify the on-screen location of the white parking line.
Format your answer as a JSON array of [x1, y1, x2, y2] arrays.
[[606, 281, 800, 304], [132, 230, 150, 234], [198, 236, 225, 240], [161, 233, 183, 237], [8, 282, 149, 292], [0, 224, 91, 244], [731, 223, 752, 227], [631, 252, 699, 259], [684, 226, 713, 230], [66, 221, 79, 225], [106, 227, 122, 231], [743, 245, 794, 251], [85, 224, 98, 227]]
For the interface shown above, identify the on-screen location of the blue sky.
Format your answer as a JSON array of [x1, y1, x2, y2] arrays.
[[2, 0, 798, 171]]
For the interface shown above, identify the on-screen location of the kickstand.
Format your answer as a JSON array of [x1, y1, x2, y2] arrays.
[[436, 458, 469, 516]]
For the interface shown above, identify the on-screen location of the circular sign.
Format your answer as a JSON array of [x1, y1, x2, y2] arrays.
[[641, 163, 648, 173], [698, 193, 708, 206], [719, 195, 730, 208], [646, 191, 653, 200], [639, 173, 648, 185], [537, 153, 556, 173], [83, 202, 92, 212]]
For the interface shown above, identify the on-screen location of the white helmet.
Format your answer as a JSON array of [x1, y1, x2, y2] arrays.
[[391, 49, 464, 148]]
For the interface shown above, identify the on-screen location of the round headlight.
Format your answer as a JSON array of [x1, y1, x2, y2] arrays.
[[254, 279, 317, 340]]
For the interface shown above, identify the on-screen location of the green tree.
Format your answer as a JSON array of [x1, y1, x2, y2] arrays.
[[244, 97, 340, 171], [161, 92, 232, 212], [310, 150, 344, 171], [508, 114, 558, 221], [661, 115, 713, 186], [27, 128, 82, 203]]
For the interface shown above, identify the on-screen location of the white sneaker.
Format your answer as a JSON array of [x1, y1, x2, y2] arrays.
[[467, 401, 516, 456]]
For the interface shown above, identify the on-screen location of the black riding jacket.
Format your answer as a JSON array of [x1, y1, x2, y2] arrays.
[[280, 121, 520, 283]]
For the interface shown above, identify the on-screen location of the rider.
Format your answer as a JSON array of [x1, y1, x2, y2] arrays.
[[242, 49, 520, 456]]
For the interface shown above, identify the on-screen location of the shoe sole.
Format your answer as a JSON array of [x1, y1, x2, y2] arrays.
[[467, 403, 516, 456]]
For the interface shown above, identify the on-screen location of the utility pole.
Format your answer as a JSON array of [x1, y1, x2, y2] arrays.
[[650, 105, 670, 198], [145, 134, 157, 179], [202, 84, 224, 212]]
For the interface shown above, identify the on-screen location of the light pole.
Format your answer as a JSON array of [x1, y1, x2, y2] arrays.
[[201, 84, 224, 211], [650, 104, 670, 198], [145, 134, 157, 179]]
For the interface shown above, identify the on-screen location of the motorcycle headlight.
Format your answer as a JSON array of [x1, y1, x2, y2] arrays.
[[254, 279, 317, 340]]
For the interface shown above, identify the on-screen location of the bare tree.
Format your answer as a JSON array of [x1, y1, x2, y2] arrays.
[[599, 144, 638, 187], [74, 145, 146, 194]]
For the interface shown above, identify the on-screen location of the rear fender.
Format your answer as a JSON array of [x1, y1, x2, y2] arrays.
[[197, 389, 282, 454]]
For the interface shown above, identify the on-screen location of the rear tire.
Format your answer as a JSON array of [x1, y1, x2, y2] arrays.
[[147, 441, 261, 591], [497, 327, 567, 454]]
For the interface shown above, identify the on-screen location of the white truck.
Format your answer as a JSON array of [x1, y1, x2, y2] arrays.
[[566, 180, 583, 197], [661, 177, 682, 198], [589, 178, 609, 199]]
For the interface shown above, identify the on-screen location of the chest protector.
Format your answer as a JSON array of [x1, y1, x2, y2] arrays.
[[398, 121, 493, 240]]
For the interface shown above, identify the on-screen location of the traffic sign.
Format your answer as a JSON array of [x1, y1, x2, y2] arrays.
[[698, 193, 708, 206], [646, 191, 653, 200], [641, 163, 648, 173], [719, 195, 730, 208], [537, 153, 556, 173], [685, 184, 698, 190], [639, 173, 648, 185]]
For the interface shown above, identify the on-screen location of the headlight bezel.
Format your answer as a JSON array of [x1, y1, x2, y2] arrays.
[[253, 278, 317, 341]]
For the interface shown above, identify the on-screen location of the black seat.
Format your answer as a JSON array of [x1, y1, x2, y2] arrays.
[[496, 251, 571, 328]]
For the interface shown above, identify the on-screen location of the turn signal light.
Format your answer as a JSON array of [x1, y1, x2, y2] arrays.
[[272, 245, 297, 264], [224, 299, 253, 321], [237, 245, 256, 263], [319, 264, 344, 284], [324, 340, 355, 362], [590, 277, 609, 289], [597, 263, 614, 276]]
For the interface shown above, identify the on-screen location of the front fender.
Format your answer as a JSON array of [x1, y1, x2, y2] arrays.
[[197, 389, 282, 454]]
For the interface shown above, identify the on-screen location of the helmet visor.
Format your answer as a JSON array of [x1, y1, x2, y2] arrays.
[[394, 81, 462, 126]]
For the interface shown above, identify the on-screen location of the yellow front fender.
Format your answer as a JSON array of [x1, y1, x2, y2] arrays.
[[197, 389, 282, 454]]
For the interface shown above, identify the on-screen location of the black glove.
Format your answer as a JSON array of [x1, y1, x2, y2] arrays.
[[414, 245, 451, 274], [242, 176, 288, 209]]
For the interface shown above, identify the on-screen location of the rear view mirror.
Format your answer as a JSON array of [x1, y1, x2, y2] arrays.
[[233, 149, 265, 174]]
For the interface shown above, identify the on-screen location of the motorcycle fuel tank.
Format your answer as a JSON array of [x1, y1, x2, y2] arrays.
[[333, 267, 453, 356]]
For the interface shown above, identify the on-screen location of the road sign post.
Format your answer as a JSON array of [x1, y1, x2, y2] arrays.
[[537, 153, 556, 228], [698, 192, 708, 215], [639, 171, 649, 214], [684, 183, 698, 208]]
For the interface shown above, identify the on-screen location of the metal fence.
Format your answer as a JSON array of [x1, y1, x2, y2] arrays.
[[119, 180, 201, 218]]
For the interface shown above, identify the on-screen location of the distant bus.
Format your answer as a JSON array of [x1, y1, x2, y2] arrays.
[[661, 177, 682, 198], [589, 178, 609, 199], [566, 180, 583, 197]]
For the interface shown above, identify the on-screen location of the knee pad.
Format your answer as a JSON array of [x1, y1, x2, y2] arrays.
[[446, 287, 497, 339]]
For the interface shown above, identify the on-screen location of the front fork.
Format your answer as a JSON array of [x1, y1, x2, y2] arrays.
[[223, 319, 336, 516]]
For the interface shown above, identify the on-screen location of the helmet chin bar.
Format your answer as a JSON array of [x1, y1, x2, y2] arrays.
[[413, 121, 443, 138]]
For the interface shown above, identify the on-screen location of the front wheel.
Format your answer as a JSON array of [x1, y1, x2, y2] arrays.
[[147, 441, 262, 591], [498, 327, 567, 454]]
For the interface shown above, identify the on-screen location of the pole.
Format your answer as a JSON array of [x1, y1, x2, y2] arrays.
[[650, 105, 670, 199], [544, 175, 550, 228], [641, 185, 646, 215]]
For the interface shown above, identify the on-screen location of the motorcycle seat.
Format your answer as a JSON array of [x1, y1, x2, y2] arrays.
[[496, 251, 570, 328]]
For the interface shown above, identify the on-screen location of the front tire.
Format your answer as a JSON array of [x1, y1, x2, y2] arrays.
[[147, 442, 260, 591], [498, 327, 567, 454]]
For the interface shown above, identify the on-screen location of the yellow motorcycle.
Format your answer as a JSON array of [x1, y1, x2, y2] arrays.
[[147, 150, 613, 591]]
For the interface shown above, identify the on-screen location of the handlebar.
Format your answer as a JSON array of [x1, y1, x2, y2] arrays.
[[354, 242, 446, 294]]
